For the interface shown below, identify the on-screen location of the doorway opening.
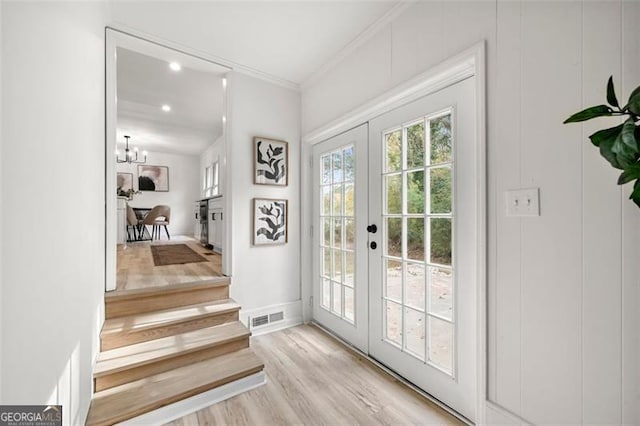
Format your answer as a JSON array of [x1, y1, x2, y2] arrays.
[[105, 28, 232, 292]]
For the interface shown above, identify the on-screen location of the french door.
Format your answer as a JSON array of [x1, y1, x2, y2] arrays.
[[312, 124, 369, 352], [368, 76, 477, 421], [312, 76, 478, 421]]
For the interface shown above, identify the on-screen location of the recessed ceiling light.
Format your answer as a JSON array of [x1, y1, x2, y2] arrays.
[[169, 62, 181, 71], [161, 105, 171, 112]]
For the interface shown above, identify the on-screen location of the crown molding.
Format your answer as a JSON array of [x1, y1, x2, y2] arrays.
[[106, 24, 301, 92], [300, 1, 414, 90]]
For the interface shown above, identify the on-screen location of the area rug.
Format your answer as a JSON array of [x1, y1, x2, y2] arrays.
[[150, 244, 207, 266]]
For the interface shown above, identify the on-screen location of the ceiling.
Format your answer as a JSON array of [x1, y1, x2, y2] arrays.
[[110, 1, 400, 85], [116, 47, 225, 155], [114, 2, 400, 156]]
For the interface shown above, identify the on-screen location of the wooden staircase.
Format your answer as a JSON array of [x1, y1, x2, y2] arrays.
[[86, 278, 264, 426]]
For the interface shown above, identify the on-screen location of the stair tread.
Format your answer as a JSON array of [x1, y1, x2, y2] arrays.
[[86, 348, 264, 426], [101, 299, 240, 335], [94, 321, 250, 377], [105, 278, 230, 302]]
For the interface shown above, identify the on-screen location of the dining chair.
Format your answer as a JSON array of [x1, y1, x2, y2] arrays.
[[141, 205, 171, 240]]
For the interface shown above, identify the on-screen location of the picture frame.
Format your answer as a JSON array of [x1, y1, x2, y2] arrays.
[[116, 172, 134, 195], [253, 198, 288, 245], [138, 165, 169, 192], [254, 137, 288, 186]]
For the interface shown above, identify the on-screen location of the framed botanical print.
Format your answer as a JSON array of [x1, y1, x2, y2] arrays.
[[138, 165, 169, 192], [253, 198, 288, 245], [254, 137, 288, 186]]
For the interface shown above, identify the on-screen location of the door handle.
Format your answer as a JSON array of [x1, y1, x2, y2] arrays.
[[367, 224, 377, 234], [370, 241, 377, 250], [212, 213, 216, 221]]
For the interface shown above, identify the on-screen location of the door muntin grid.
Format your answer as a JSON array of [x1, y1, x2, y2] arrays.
[[381, 109, 456, 377], [320, 145, 356, 324]]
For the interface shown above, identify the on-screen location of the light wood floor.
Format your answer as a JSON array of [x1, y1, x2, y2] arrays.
[[117, 236, 223, 291], [166, 324, 461, 426]]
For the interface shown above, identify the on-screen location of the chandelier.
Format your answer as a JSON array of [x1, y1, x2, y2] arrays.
[[116, 135, 147, 164]]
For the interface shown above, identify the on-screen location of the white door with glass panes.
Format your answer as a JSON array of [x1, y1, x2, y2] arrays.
[[368, 76, 477, 421], [312, 124, 369, 353]]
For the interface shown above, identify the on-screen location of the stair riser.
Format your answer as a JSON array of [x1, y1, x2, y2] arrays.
[[106, 286, 229, 319], [101, 310, 239, 351], [88, 365, 264, 426], [94, 337, 249, 392]]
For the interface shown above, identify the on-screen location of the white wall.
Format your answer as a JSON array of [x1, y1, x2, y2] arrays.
[[0, 2, 108, 425], [228, 71, 301, 311], [302, 1, 640, 424], [117, 150, 199, 236]]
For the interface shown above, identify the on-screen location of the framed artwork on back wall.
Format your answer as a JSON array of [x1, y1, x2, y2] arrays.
[[253, 198, 288, 245], [254, 137, 288, 186], [138, 165, 169, 192]]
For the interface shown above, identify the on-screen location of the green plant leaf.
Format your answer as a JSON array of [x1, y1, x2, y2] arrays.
[[564, 105, 613, 123], [628, 85, 640, 115], [618, 163, 640, 185], [630, 180, 640, 208], [589, 124, 623, 147], [599, 137, 623, 169], [607, 76, 619, 108], [621, 118, 638, 150]]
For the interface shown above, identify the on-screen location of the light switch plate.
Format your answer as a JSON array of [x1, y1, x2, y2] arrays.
[[506, 188, 540, 217]]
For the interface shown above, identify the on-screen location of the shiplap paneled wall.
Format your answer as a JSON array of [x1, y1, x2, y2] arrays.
[[301, 1, 640, 424]]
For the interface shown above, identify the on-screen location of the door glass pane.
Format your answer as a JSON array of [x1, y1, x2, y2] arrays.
[[430, 218, 452, 266], [332, 250, 342, 281], [333, 219, 342, 248], [322, 247, 331, 277], [322, 156, 332, 184], [323, 218, 331, 247], [429, 266, 453, 320], [430, 114, 452, 164], [332, 151, 343, 182], [385, 174, 402, 214], [385, 300, 402, 345], [407, 121, 425, 169], [406, 262, 425, 310], [407, 217, 424, 262], [405, 308, 426, 359], [407, 170, 425, 214], [385, 259, 402, 302], [385, 218, 402, 258], [385, 130, 402, 172], [344, 251, 355, 287], [332, 282, 342, 314], [322, 186, 331, 214], [345, 219, 355, 250], [430, 167, 451, 214], [332, 184, 343, 215], [343, 146, 354, 182], [344, 287, 354, 321], [344, 183, 355, 216], [428, 316, 453, 374], [322, 278, 331, 308]]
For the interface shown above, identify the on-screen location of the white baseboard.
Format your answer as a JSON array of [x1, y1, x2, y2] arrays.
[[117, 371, 266, 426], [240, 300, 303, 336], [485, 400, 531, 425]]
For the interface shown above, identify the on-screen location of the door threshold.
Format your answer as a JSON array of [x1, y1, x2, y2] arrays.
[[310, 321, 473, 426]]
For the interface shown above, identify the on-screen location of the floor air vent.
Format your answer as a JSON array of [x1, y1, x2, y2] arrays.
[[269, 312, 284, 322], [251, 315, 269, 328], [250, 311, 284, 329]]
